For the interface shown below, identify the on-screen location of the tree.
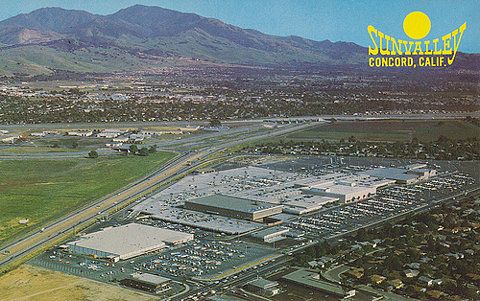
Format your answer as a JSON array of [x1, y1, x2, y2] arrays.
[[315, 242, 330, 257], [356, 228, 369, 241], [385, 254, 403, 270], [139, 147, 149, 156], [68, 88, 82, 95], [129, 144, 138, 154], [209, 118, 221, 127], [426, 235, 436, 252], [406, 247, 421, 260], [88, 150, 98, 158], [149, 145, 157, 153], [304, 246, 316, 259]]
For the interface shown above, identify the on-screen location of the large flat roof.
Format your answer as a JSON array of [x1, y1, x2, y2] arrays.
[[251, 226, 289, 238], [68, 223, 192, 257], [186, 194, 282, 214], [363, 167, 419, 181], [248, 278, 279, 289], [130, 272, 171, 285], [142, 207, 263, 234], [307, 184, 375, 195], [285, 196, 338, 209], [326, 184, 375, 195]]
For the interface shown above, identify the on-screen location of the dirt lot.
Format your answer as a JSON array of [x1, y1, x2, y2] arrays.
[[0, 265, 156, 301]]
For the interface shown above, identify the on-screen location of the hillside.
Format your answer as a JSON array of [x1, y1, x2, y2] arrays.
[[0, 5, 477, 76], [0, 5, 370, 75]]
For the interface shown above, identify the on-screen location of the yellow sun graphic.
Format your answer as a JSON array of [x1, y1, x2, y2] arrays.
[[403, 11, 431, 40]]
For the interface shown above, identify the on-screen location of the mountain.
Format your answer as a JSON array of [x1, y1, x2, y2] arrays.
[[0, 5, 371, 75], [0, 5, 476, 76]]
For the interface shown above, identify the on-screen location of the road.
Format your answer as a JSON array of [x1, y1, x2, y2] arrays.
[[2, 115, 477, 299], [173, 256, 291, 301], [0, 122, 314, 272], [1, 112, 478, 131]]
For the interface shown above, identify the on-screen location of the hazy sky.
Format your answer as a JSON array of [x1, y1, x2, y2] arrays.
[[1, 0, 478, 53]]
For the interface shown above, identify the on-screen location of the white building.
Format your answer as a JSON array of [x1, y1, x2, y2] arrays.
[[68, 223, 193, 261], [303, 184, 376, 203], [251, 226, 290, 242], [96, 129, 126, 138], [66, 130, 93, 137], [1, 135, 19, 143], [283, 196, 338, 214]]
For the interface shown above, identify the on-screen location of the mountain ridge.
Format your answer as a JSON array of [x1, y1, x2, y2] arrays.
[[0, 5, 476, 76]]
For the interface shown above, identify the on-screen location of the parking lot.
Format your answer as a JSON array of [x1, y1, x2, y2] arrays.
[[27, 156, 479, 300], [142, 240, 274, 278], [30, 250, 188, 297], [30, 231, 275, 285], [287, 166, 478, 239]]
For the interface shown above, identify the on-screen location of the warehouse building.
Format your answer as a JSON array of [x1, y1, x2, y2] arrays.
[[67, 223, 193, 261], [184, 194, 283, 222], [120, 272, 172, 293]]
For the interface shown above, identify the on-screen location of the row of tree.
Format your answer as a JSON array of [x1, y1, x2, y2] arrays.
[[88, 144, 157, 158]]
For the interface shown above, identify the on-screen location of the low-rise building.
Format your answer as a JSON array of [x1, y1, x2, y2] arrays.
[[96, 129, 126, 138], [0, 135, 19, 143], [419, 276, 434, 286], [67, 223, 193, 262], [66, 130, 93, 137], [282, 269, 352, 297], [302, 182, 376, 203], [185, 194, 283, 222], [363, 166, 436, 184], [404, 269, 420, 278], [251, 226, 289, 242], [346, 267, 364, 279], [246, 278, 280, 296], [120, 273, 172, 293], [370, 274, 386, 284], [388, 279, 404, 289], [283, 196, 338, 214]]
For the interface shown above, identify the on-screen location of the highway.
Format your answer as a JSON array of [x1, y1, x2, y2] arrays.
[[0, 152, 194, 266], [1, 112, 478, 131], [0, 122, 315, 272], [2, 116, 476, 299]]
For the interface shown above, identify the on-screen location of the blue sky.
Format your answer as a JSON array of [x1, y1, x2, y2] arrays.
[[1, 0, 478, 53]]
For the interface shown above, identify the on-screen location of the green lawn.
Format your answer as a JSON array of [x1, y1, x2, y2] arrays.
[[0, 151, 175, 244], [285, 120, 480, 142]]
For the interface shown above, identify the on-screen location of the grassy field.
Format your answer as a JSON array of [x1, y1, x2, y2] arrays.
[[0, 146, 80, 154], [36, 137, 112, 149], [0, 151, 175, 244], [284, 120, 480, 142], [0, 265, 156, 301]]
